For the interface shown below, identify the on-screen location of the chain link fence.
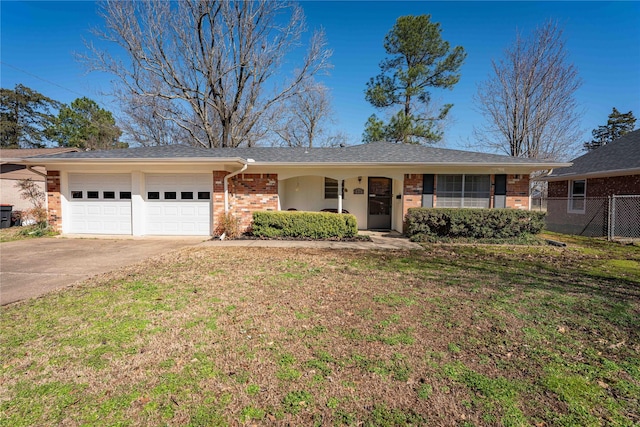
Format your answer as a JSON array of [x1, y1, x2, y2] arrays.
[[609, 195, 640, 240], [533, 195, 640, 240]]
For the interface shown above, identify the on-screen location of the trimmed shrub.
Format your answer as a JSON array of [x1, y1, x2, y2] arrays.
[[405, 208, 545, 242], [252, 211, 358, 239]]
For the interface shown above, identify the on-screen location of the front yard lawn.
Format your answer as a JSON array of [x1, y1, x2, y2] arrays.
[[1, 235, 639, 426]]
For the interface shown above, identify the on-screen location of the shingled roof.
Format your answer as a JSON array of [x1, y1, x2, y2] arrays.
[[546, 129, 640, 180], [22, 141, 568, 168], [0, 147, 79, 163]]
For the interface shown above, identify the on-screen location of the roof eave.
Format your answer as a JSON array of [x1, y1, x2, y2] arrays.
[[249, 161, 571, 168], [542, 167, 640, 181], [18, 157, 571, 169], [20, 157, 248, 165]]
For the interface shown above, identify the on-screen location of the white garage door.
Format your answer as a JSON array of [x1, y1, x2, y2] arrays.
[[68, 174, 132, 234], [145, 174, 211, 236]]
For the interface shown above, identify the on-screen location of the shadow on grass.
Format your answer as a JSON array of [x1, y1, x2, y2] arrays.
[[362, 246, 640, 302]]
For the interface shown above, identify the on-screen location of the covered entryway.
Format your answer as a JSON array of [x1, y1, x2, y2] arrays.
[[144, 174, 211, 236], [368, 177, 392, 230], [67, 173, 132, 234]]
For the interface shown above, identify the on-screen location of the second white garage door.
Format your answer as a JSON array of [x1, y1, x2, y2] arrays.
[[145, 174, 211, 236]]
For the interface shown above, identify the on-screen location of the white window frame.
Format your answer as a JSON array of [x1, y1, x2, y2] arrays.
[[568, 179, 586, 214], [324, 178, 345, 200], [324, 178, 338, 199]]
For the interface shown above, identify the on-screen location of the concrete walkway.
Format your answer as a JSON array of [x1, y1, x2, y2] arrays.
[[201, 231, 423, 250]]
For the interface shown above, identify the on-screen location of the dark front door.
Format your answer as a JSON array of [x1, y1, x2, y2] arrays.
[[368, 177, 392, 229]]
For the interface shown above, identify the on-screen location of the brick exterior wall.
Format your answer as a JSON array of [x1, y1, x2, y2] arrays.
[[212, 171, 228, 233], [548, 180, 568, 198], [212, 171, 279, 234], [46, 171, 62, 232], [402, 174, 423, 218], [549, 174, 640, 198], [584, 175, 640, 197], [546, 174, 640, 236], [505, 174, 530, 210]]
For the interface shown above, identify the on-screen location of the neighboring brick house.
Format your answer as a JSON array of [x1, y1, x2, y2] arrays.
[[18, 141, 569, 236], [0, 148, 79, 213], [544, 129, 640, 235]]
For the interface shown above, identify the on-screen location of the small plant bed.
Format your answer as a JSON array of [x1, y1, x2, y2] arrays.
[[234, 232, 372, 242]]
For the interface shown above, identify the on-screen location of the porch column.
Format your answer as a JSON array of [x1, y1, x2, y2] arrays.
[[338, 179, 343, 213]]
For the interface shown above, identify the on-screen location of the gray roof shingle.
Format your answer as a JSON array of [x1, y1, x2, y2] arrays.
[[549, 129, 640, 179], [24, 141, 566, 167]]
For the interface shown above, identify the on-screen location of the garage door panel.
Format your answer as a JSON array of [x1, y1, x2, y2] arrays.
[[68, 174, 132, 235], [165, 206, 179, 216], [180, 206, 196, 216], [70, 172, 212, 236], [144, 174, 211, 236]]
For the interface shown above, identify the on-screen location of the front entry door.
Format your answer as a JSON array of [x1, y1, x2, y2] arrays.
[[368, 177, 392, 230]]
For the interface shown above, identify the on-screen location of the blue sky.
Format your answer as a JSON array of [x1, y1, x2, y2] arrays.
[[2, 1, 639, 152]]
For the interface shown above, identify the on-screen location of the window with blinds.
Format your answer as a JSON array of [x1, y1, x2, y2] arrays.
[[436, 174, 491, 208]]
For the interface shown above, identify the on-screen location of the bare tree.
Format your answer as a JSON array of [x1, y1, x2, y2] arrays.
[[324, 131, 354, 147], [114, 83, 191, 147], [474, 21, 582, 160], [82, 0, 331, 148], [273, 80, 333, 147]]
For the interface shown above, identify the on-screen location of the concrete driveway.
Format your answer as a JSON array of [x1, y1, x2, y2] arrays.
[[0, 237, 204, 305]]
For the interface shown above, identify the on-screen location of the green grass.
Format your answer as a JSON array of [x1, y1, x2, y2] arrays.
[[1, 235, 639, 425], [0, 224, 57, 242]]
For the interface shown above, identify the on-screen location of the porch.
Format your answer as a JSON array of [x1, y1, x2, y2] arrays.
[[277, 174, 404, 231]]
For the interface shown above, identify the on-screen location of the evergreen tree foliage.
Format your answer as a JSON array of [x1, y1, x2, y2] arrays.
[[362, 115, 386, 143], [0, 84, 60, 148], [363, 15, 465, 144], [583, 108, 636, 151], [47, 97, 125, 150]]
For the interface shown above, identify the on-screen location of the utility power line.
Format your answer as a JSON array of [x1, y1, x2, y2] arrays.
[[1, 61, 113, 109]]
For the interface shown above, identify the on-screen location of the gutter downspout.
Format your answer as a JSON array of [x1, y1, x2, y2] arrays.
[[223, 158, 255, 213]]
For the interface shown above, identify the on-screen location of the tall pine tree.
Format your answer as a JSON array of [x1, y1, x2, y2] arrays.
[[584, 108, 636, 151], [363, 15, 465, 144], [0, 84, 60, 148], [46, 97, 124, 150]]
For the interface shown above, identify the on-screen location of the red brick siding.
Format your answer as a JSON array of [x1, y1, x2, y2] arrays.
[[585, 175, 640, 196], [549, 175, 640, 198], [231, 173, 279, 230], [212, 171, 228, 230], [548, 180, 568, 198], [505, 174, 530, 210], [432, 175, 438, 206], [46, 171, 62, 231], [402, 174, 423, 218], [212, 171, 278, 233]]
